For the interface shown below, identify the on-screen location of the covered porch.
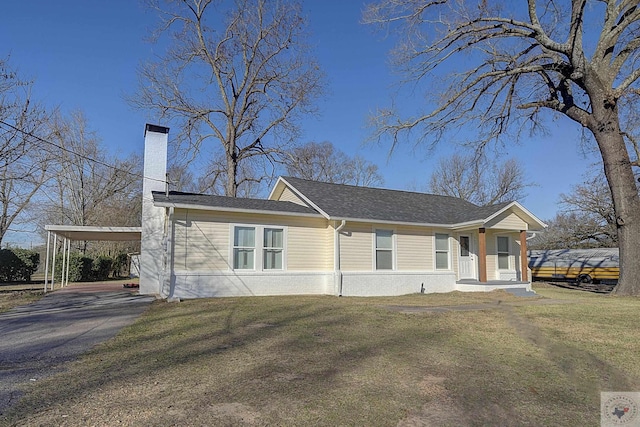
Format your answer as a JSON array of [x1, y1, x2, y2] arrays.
[[453, 201, 545, 286]]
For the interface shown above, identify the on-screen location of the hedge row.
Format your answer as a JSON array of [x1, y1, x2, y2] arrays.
[[55, 253, 130, 282], [0, 248, 40, 282]]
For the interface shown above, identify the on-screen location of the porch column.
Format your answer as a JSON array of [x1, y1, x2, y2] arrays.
[[520, 230, 528, 282], [478, 228, 487, 282]]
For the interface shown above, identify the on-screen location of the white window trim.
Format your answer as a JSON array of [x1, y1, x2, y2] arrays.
[[497, 235, 510, 270], [434, 233, 451, 270], [230, 224, 287, 272], [373, 228, 396, 271]]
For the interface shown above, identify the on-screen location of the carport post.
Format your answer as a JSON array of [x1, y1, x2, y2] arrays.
[[65, 239, 71, 286], [61, 238, 67, 288], [50, 234, 57, 291], [43, 231, 51, 293]]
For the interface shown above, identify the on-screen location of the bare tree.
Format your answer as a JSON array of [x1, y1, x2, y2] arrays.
[[528, 212, 617, 249], [41, 111, 141, 252], [0, 59, 51, 247], [429, 153, 530, 205], [133, 0, 324, 197], [364, 1, 640, 295], [284, 141, 384, 186], [559, 170, 618, 245]]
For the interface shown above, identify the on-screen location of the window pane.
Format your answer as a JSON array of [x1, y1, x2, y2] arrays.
[[498, 253, 509, 269], [435, 234, 449, 251], [234, 227, 255, 247], [436, 251, 449, 269], [460, 236, 469, 257], [497, 236, 509, 253], [233, 248, 254, 269], [376, 230, 393, 249], [264, 249, 283, 269], [376, 250, 393, 270], [264, 228, 283, 248]]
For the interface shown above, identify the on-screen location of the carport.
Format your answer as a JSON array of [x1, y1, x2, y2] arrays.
[[43, 225, 142, 292]]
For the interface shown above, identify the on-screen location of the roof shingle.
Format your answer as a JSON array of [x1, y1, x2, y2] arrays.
[[281, 176, 509, 224], [153, 191, 321, 216]]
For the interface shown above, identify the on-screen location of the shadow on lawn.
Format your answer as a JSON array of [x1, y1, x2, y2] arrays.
[[7, 296, 639, 426], [6, 297, 447, 424]]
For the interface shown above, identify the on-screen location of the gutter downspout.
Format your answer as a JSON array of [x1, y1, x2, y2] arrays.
[[334, 220, 346, 296], [161, 206, 175, 298]]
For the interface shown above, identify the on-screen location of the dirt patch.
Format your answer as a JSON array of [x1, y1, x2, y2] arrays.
[[207, 403, 261, 425], [383, 298, 576, 314]]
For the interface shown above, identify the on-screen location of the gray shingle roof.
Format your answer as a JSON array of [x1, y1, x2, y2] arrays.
[[153, 191, 321, 216], [281, 176, 510, 225]]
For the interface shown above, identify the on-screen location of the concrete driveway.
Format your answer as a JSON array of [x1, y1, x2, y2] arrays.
[[0, 283, 154, 416]]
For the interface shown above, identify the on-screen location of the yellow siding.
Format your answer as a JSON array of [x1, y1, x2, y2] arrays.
[[396, 225, 432, 270], [340, 222, 373, 271], [276, 187, 309, 207], [451, 236, 459, 275], [173, 209, 230, 271], [485, 231, 519, 278], [173, 209, 331, 272], [287, 221, 332, 270], [487, 212, 528, 230], [485, 231, 497, 280]]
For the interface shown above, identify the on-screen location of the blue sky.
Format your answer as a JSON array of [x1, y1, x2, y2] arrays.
[[1, 0, 600, 247]]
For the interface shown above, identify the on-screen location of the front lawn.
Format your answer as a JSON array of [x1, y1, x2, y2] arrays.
[[4, 285, 639, 426]]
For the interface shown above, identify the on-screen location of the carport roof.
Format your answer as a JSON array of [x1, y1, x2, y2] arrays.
[[44, 225, 142, 241]]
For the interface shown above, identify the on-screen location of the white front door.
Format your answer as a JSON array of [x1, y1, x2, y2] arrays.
[[459, 235, 475, 279]]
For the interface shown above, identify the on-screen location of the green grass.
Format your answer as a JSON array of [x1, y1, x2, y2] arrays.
[[4, 285, 640, 426], [0, 290, 44, 313]]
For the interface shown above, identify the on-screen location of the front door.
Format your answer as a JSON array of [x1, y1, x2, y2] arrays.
[[459, 235, 475, 279]]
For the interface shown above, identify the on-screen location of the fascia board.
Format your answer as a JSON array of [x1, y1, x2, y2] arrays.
[[327, 216, 455, 229], [483, 201, 547, 229], [267, 177, 286, 201], [276, 177, 331, 219], [153, 201, 324, 219]]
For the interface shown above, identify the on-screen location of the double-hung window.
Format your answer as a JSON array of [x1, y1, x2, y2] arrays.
[[263, 228, 284, 270], [375, 229, 394, 270], [435, 233, 450, 270], [233, 226, 256, 269], [233, 225, 285, 270], [497, 236, 510, 269]]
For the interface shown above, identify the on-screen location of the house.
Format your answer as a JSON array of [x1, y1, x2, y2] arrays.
[[139, 125, 547, 299]]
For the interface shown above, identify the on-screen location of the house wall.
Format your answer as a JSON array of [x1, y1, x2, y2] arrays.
[[487, 211, 528, 230], [169, 209, 333, 298], [168, 208, 532, 298], [485, 230, 522, 281], [277, 187, 309, 207], [337, 222, 460, 296], [396, 225, 433, 270]]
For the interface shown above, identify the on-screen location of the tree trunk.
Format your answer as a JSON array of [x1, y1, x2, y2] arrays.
[[226, 150, 238, 197], [590, 106, 640, 296]]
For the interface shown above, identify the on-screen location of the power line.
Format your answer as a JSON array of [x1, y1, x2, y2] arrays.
[[0, 119, 168, 184]]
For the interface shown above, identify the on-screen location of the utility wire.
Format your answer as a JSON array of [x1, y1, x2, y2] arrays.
[[0, 119, 169, 184]]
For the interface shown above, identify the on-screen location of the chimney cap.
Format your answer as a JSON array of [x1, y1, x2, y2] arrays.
[[145, 123, 170, 136]]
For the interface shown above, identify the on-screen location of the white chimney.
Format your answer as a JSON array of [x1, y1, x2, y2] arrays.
[[139, 124, 169, 296]]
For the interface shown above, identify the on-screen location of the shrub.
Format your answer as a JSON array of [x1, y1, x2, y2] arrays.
[[55, 253, 93, 282], [53, 253, 129, 282], [13, 249, 39, 281], [112, 253, 129, 278], [0, 248, 39, 282], [92, 256, 112, 281]]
